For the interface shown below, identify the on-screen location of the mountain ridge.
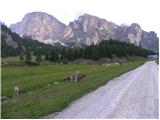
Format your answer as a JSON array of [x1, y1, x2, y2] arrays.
[[10, 12, 159, 52]]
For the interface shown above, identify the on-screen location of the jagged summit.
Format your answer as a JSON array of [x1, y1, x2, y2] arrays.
[[10, 12, 66, 42], [10, 12, 159, 52]]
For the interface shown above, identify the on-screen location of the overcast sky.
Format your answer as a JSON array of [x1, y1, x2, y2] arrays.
[[0, 0, 160, 38]]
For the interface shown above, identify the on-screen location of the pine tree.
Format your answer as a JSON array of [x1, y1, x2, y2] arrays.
[[45, 53, 49, 60], [19, 53, 24, 61], [36, 54, 42, 63], [49, 49, 57, 61], [25, 50, 32, 62], [91, 46, 99, 60]]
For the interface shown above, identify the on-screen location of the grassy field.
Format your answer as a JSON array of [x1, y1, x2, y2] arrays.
[[156, 58, 159, 64], [1, 56, 47, 67], [1, 57, 147, 118]]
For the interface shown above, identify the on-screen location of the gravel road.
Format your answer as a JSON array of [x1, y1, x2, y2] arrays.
[[46, 61, 159, 119]]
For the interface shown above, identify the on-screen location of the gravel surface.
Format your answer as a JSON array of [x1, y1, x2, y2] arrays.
[[46, 61, 159, 119]]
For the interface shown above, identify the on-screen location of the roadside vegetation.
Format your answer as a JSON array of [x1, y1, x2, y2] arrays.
[[156, 58, 159, 64], [1, 56, 147, 118]]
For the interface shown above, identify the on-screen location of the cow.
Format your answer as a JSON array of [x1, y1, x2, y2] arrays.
[[64, 73, 75, 82], [13, 86, 21, 97], [74, 72, 86, 82], [64, 71, 86, 83]]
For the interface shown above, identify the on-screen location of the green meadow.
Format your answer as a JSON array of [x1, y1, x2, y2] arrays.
[[1, 57, 147, 118]]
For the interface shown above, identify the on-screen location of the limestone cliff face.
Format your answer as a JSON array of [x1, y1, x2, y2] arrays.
[[127, 23, 142, 45], [62, 14, 119, 47], [140, 31, 159, 52], [1, 25, 18, 48], [62, 14, 158, 51], [10, 12, 159, 52], [114, 23, 143, 45], [10, 12, 66, 42]]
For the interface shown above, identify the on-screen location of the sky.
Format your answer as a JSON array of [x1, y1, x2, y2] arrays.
[[0, 0, 160, 38]]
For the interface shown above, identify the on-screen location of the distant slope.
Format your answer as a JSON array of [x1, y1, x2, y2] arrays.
[[1, 23, 53, 57]]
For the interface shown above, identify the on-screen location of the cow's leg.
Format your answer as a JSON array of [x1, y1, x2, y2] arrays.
[[14, 89, 18, 97], [16, 90, 18, 96], [18, 90, 20, 96], [13, 90, 16, 97], [70, 76, 73, 82], [16, 90, 19, 96], [75, 76, 78, 83]]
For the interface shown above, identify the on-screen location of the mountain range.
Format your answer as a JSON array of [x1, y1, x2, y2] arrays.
[[10, 12, 159, 52]]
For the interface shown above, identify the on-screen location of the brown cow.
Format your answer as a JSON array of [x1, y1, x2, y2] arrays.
[[64, 73, 75, 82], [64, 71, 86, 83]]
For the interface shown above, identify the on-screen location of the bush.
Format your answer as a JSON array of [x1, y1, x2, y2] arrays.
[[26, 61, 39, 66], [61, 59, 68, 64]]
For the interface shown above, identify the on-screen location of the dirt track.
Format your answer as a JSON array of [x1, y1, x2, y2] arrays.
[[46, 61, 159, 119]]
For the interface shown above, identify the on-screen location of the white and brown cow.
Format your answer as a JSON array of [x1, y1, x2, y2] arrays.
[[13, 86, 21, 97], [64, 71, 86, 83]]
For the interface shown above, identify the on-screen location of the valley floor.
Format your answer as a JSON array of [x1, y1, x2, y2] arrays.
[[2, 59, 155, 118], [46, 61, 159, 119]]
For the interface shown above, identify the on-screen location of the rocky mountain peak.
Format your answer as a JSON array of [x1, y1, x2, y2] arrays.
[[78, 14, 100, 21], [131, 23, 141, 29], [10, 12, 66, 42], [77, 14, 112, 31]]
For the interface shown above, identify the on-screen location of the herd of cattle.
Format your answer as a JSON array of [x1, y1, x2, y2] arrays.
[[13, 71, 86, 97]]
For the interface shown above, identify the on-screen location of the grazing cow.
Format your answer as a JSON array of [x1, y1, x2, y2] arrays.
[[14, 86, 21, 97], [74, 71, 86, 82], [64, 73, 75, 81], [77, 73, 86, 81], [64, 71, 86, 83]]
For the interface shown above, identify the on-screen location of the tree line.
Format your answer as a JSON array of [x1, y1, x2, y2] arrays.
[[45, 40, 154, 62]]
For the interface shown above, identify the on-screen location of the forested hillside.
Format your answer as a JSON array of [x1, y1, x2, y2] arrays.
[[1, 23, 53, 57]]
